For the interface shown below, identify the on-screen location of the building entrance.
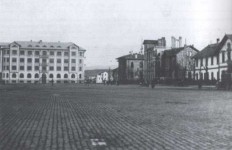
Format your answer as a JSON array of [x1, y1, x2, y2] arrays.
[[42, 73, 46, 84]]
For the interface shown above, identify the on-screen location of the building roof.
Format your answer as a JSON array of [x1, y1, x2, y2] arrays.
[[143, 40, 158, 44], [164, 45, 199, 56], [0, 42, 10, 48], [192, 43, 219, 59], [117, 53, 144, 60], [1, 41, 86, 51], [193, 34, 232, 59], [85, 69, 109, 77]]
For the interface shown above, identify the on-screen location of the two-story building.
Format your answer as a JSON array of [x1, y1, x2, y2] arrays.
[[193, 34, 232, 81], [0, 40, 86, 84], [117, 53, 144, 84], [161, 45, 199, 80]]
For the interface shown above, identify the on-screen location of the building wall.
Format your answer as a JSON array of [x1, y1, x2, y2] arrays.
[[126, 59, 143, 81], [0, 42, 86, 83], [194, 38, 232, 81]]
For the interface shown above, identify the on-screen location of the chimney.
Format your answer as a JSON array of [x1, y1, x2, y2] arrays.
[[171, 36, 176, 48], [179, 36, 182, 47], [39, 40, 42, 43], [217, 38, 220, 43], [135, 54, 138, 59]]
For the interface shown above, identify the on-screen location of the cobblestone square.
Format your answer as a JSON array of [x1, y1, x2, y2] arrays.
[[0, 84, 232, 150]]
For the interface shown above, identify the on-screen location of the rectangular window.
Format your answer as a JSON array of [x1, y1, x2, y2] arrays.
[[20, 58, 24, 63], [217, 55, 219, 64], [205, 58, 208, 66], [42, 66, 46, 71], [71, 59, 76, 63], [57, 59, 61, 63], [5, 58, 10, 62], [222, 52, 225, 63], [49, 66, 54, 71], [71, 52, 76, 56], [35, 58, 39, 63], [49, 59, 54, 63], [28, 51, 32, 55], [35, 66, 39, 71], [64, 59, 69, 63], [42, 59, 46, 63], [20, 66, 24, 71], [27, 66, 32, 71], [50, 51, 54, 55], [211, 56, 214, 65], [64, 67, 68, 71], [35, 51, 40, 56], [12, 66, 17, 70], [71, 67, 75, 71], [79, 67, 82, 71], [200, 58, 203, 66], [64, 52, 69, 56], [12, 58, 17, 63], [195, 59, 198, 67], [27, 58, 32, 63], [79, 59, 82, 64], [20, 51, 25, 55], [79, 52, 83, 56], [57, 52, 62, 56], [12, 50, 17, 55], [57, 66, 61, 71]]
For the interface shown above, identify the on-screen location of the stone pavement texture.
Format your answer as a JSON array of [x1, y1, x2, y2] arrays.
[[0, 84, 232, 150]]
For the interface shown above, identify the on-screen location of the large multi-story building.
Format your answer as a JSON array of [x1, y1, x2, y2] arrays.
[[0, 40, 86, 84], [143, 37, 166, 84]]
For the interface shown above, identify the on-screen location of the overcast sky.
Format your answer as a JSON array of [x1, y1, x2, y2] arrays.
[[0, 0, 232, 69]]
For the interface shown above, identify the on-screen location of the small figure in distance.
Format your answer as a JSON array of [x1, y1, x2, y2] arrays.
[[151, 78, 156, 89], [51, 78, 54, 86]]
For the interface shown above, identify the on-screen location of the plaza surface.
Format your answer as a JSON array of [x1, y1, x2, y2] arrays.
[[0, 84, 232, 150]]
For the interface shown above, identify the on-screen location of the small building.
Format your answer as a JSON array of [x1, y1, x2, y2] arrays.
[[161, 45, 199, 80], [117, 53, 144, 84], [193, 34, 232, 81], [96, 71, 109, 84]]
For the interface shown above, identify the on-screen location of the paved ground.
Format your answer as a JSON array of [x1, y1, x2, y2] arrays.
[[0, 84, 232, 150]]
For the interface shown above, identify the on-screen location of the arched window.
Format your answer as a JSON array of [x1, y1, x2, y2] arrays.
[[64, 74, 68, 78], [35, 73, 39, 78], [79, 74, 82, 79], [20, 73, 24, 78], [131, 62, 134, 68], [57, 74, 61, 78], [12, 73, 16, 78], [71, 74, 75, 78], [27, 73, 31, 78], [49, 74, 53, 78]]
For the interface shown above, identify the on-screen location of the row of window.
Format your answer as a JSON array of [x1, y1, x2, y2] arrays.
[[3, 66, 82, 71], [3, 73, 82, 79], [4, 58, 82, 64], [196, 51, 231, 67], [3, 50, 84, 57]]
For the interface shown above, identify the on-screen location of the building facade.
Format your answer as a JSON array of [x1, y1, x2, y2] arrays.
[[161, 45, 199, 80], [96, 72, 109, 84], [193, 34, 232, 81], [143, 37, 166, 84], [117, 53, 144, 84], [0, 40, 86, 84]]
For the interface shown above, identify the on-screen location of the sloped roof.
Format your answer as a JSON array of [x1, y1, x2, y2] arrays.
[[192, 44, 219, 59], [85, 69, 109, 77], [164, 45, 199, 56], [13, 41, 75, 49], [143, 40, 158, 44], [0, 42, 10, 48], [117, 53, 144, 60], [193, 34, 232, 59]]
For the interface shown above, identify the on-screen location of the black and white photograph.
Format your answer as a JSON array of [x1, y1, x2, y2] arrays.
[[0, 0, 232, 149]]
